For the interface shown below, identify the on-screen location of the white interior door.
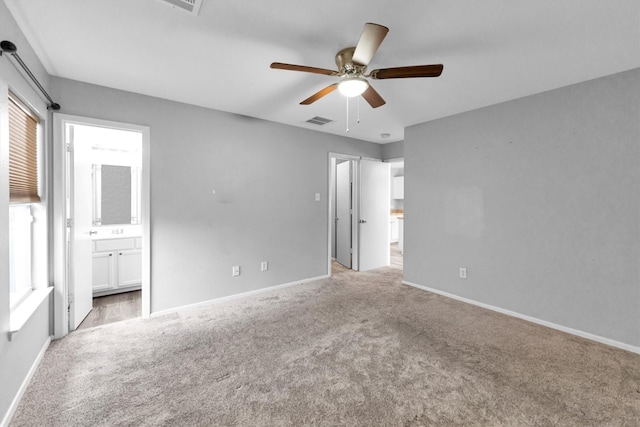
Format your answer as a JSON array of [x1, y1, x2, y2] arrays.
[[336, 161, 352, 268], [359, 159, 390, 271], [69, 125, 94, 330]]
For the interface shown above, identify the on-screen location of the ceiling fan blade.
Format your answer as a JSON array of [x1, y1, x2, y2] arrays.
[[300, 83, 339, 105], [270, 62, 337, 76], [352, 23, 389, 66], [370, 64, 444, 79], [361, 85, 386, 108]]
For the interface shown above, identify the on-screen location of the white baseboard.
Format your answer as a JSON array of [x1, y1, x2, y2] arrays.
[[403, 280, 640, 355], [1, 336, 52, 427], [151, 275, 330, 318]]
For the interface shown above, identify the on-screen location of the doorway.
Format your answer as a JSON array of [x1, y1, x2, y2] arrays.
[[328, 153, 390, 275], [53, 115, 151, 339], [388, 158, 404, 270], [335, 159, 353, 269]]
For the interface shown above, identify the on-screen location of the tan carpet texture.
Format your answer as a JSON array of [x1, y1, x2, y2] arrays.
[[11, 267, 640, 426]]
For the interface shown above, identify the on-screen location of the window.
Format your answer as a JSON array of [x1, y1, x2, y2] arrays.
[[9, 205, 33, 306], [8, 92, 41, 308], [8, 94, 40, 203]]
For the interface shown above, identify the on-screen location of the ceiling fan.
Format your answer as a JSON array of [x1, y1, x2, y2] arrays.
[[270, 23, 443, 108]]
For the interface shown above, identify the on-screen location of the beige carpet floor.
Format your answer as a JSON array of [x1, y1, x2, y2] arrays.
[[11, 267, 640, 426]]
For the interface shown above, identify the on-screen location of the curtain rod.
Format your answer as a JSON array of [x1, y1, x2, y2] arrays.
[[1, 40, 60, 111]]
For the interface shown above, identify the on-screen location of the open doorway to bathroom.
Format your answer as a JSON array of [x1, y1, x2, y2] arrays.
[[53, 114, 150, 339], [72, 124, 144, 329]]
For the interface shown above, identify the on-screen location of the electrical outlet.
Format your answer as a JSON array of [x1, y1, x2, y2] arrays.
[[315, 193, 320, 201], [232, 265, 240, 277], [459, 268, 467, 279], [261, 261, 268, 272]]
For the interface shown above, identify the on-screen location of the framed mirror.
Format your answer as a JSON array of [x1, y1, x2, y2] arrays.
[[88, 128, 142, 227], [92, 164, 140, 225]]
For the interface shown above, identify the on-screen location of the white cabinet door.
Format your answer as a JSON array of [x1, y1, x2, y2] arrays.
[[92, 238, 142, 295], [92, 252, 116, 292], [118, 250, 142, 288]]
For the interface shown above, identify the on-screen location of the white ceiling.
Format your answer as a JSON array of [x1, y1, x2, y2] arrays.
[[5, 0, 639, 144]]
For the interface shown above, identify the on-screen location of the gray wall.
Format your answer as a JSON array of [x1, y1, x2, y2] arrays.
[[51, 77, 382, 312], [404, 68, 640, 347], [382, 141, 404, 161], [0, 1, 53, 422]]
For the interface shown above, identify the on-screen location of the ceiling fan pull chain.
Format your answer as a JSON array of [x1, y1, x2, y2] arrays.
[[346, 96, 350, 133], [357, 96, 360, 124]]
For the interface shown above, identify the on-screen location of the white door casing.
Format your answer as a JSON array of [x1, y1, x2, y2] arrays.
[[336, 161, 352, 268], [358, 159, 390, 271], [69, 125, 94, 330], [53, 114, 151, 339]]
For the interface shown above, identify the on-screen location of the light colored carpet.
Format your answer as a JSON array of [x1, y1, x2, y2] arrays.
[[11, 267, 640, 426]]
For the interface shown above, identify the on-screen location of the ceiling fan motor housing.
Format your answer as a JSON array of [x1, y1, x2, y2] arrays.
[[335, 47, 366, 76]]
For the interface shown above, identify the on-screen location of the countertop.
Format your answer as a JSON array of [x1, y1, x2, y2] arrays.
[[91, 225, 142, 240]]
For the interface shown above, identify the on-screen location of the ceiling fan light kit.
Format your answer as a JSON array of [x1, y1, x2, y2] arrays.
[[338, 77, 369, 97], [270, 23, 444, 110]]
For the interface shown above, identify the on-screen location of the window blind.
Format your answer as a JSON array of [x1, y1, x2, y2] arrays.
[[8, 94, 40, 203]]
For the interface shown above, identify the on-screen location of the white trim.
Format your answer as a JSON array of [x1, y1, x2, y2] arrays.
[[0, 336, 51, 427], [9, 287, 53, 340], [151, 275, 329, 318], [403, 280, 640, 355], [327, 153, 362, 275], [384, 157, 404, 164], [51, 115, 68, 339], [52, 114, 151, 339]]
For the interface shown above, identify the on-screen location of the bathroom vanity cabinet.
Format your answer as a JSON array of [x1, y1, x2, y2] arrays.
[[92, 237, 142, 296]]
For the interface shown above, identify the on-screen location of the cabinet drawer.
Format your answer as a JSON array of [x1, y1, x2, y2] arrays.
[[95, 238, 135, 252]]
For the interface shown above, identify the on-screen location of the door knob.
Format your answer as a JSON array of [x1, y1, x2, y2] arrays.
[[89, 230, 97, 235], [359, 219, 367, 224]]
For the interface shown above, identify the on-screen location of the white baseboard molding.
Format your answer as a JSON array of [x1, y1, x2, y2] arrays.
[[403, 280, 640, 355], [151, 275, 330, 318], [1, 336, 52, 427]]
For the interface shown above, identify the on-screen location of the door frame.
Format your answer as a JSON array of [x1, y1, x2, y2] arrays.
[[52, 114, 151, 339], [328, 152, 362, 275], [334, 160, 352, 268]]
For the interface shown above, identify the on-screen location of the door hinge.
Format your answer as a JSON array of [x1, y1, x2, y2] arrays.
[[66, 218, 73, 227], [66, 143, 73, 152], [68, 293, 74, 305]]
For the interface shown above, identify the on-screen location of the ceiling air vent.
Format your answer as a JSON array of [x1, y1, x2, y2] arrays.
[[160, 0, 203, 15], [306, 116, 333, 126]]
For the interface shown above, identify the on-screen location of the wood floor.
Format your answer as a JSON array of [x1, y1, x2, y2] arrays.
[[77, 290, 141, 330], [332, 243, 403, 274], [390, 242, 403, 269]]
